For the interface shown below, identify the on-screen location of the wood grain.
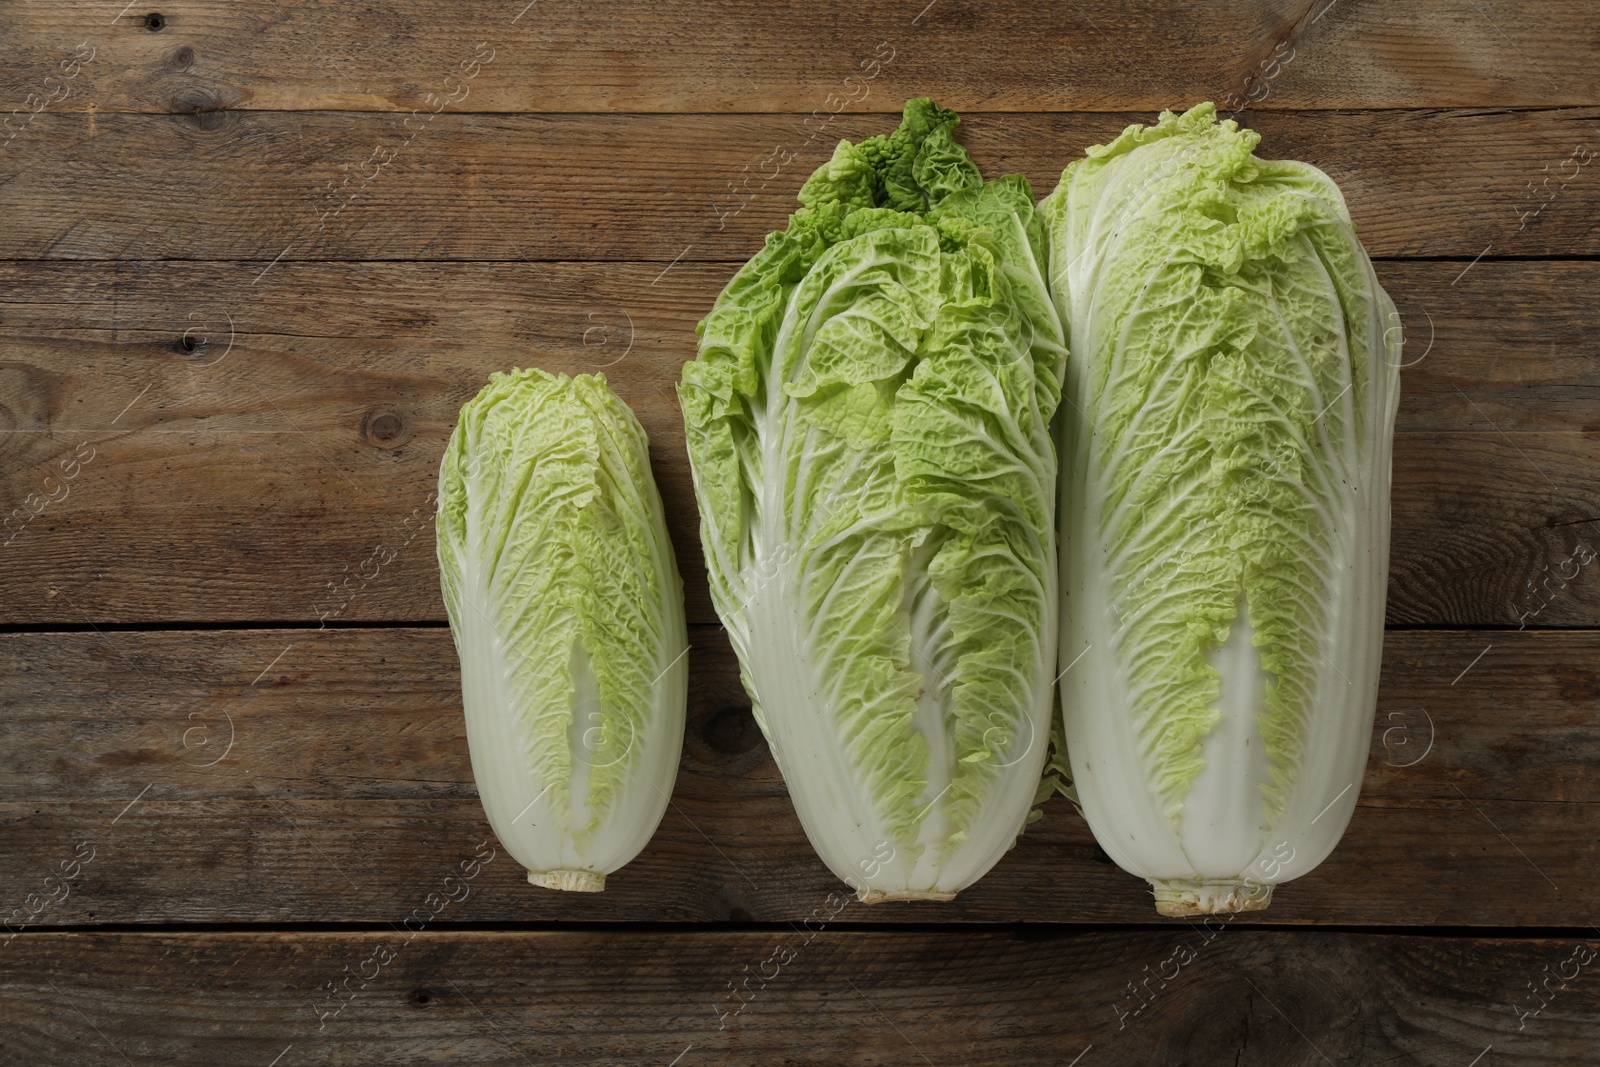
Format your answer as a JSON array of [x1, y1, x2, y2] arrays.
[[6, 0, 1599, 114], [4, 929, 1596, 1065], [2, 259, 1596, 627], [1, 109, 1597, 263], [2, 0, 1595, 1059], [1, 627, 1594, 927]]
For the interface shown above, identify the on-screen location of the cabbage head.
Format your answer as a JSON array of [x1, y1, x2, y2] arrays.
[[1042, 104, 1401, 914], [437, 369, 687, 892], [680, 100, 1066, 901]]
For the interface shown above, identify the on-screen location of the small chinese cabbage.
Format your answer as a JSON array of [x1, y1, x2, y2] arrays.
[[1042, 104, 1400, 914], [437, 369, 687, 892], [680, 100, 1066, 901]]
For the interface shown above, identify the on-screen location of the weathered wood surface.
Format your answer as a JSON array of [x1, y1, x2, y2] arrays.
[[0, 627, 1592, 927], [7, 0, 1600, 114], [4, 929, 1596, 1065], [2, 260, 1596, 627], [1, 110, 1596, 262], [0, 0, 1595, 1062]]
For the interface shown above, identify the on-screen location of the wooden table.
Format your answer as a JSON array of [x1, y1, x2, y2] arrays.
[[3, 2, 1597, 1063]]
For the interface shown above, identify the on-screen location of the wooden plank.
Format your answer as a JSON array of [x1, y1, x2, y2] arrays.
[[1, 627, 1594, 927], [3, 929, 1596, 1064], [1, 109, 1597, 263], [6, 1, 1599, 114], [3, 260, 1591, 435], [1, 259, 1596, 627]]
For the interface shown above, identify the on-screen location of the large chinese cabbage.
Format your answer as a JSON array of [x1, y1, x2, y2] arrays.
[[680, 100, 1066, 900], [1043, 104, 1400, 914], [437, 369, 687, 892]]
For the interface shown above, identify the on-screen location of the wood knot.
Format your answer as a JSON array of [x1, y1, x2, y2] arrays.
[[170, 86, 230, 130], [702, 705, 764, 756], [362, 409, 411, 448]]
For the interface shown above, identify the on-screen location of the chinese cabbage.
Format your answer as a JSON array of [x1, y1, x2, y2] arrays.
[[437, 369, 687, 892], [1042, 104, 1401, 914], [680, 100, 1066, 900]]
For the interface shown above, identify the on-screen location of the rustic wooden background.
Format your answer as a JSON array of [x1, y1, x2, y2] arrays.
[[2, 1, 1598, 1063]]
